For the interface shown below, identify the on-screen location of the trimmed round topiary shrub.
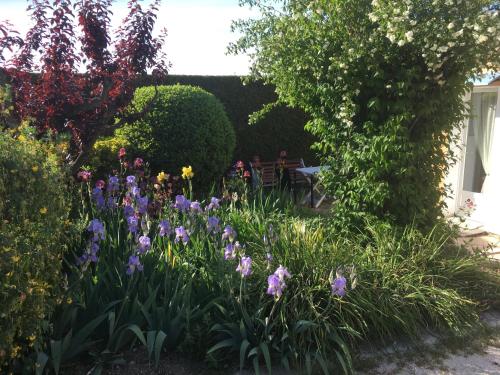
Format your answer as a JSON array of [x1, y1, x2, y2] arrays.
[[116, 84, 236, 188], [0, 131, 72, 366]]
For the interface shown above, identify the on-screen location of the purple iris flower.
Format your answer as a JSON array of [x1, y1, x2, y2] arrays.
[[236, 256, 252, 277], [137, 195, 149, 215], [126, 255, 144, 275], [87, 219, 105, 242], [127, 216, 139, 234], [123, 205, 134, 218], [207, 216, 220, 234], [126, 175, 136, 188], [173, 195, 191, 212], [267, 274, 284, 298], [267, 265, 291, 299], [206, 197, 220, 211], [224, 243, 236, 260], [78, 242, 100, 265], [159, 220, 172, 237], [131, 186, 141, 198], [331, 276, 347, 297], [190, 201, 202, 213], [91, 187, 105, 209], [107, 176, 120, 193], [274, 265, 291, 281], [175, 226, 190, 245], [89, 242, 99, 262], [138, 235, 151, 254], [222, 225, 237, 242]]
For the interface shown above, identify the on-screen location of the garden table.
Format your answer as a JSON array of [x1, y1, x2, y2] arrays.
[[295, 166, 329, 208]]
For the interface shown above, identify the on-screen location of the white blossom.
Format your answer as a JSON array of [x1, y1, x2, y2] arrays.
[[478, 35, 488, 43]]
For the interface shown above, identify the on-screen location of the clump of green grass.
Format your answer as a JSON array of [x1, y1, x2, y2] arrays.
[[206, 199, 500, 373]]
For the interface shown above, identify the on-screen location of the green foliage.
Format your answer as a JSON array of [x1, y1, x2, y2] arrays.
[[231, 0, 500, 230], [30, 158, 500, 373], [90, 134, 130, 176], [0, 130, 72, 366], [136, 75, 317, 163], [115, 84, 236, 188]]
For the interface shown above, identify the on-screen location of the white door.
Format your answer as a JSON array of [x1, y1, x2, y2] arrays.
[[459, 88, 500, 233]]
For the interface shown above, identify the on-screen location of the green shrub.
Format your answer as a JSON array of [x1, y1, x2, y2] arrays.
[[90, 134, 130, 176], [0, 131, 72, 365], [112, 84, 235, 188], [136, 75, 317, 163], [232, 0, 499, 230]]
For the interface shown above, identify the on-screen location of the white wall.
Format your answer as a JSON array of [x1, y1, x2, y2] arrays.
[[445, 86, 500, 234]]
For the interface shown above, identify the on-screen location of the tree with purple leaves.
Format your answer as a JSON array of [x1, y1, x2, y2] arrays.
[[0, 0, 168, 173]]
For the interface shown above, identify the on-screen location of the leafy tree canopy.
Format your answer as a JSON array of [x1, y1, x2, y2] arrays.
[[0, 0, 167, 172], [231, 0, 500, 229]]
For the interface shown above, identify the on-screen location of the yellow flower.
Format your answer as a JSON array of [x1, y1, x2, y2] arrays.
[[39, 207, 48, 215], [11, 345, 21, 357], [157, 171, 167, 183], [58, 142, 68, 152], [18, 134, 26, 142], [31, 165, 39, 173], [181, 165, 194, 180]]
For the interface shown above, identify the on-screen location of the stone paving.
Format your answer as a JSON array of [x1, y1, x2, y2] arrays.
[[457, 229, 500, 260]]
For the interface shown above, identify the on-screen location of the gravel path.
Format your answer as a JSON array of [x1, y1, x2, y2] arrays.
[[361, 311, 500, 375]]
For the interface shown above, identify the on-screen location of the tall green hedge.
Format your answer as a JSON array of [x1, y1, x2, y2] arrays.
[[136, 76, 317, 164]]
